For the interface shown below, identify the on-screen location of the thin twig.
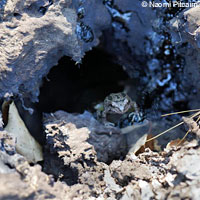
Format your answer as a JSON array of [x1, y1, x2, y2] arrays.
[[177, 114, 200, 146], [177, 129, 190, 146], [161, 109, 200, 117], [146, 121, 184, 142], [146, 111, 200, 142]]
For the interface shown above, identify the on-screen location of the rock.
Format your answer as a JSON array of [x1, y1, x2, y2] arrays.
[[0, 0, 112, 101], [109, 158, 152, 186], [101, 0, 156, 78], [0, 162, 73, 200], [0, 130, 94, 199], [73, 0, 111, 51], [169, 7, 200, 110], [0, 0, 81, 101], [138, 180, 154, 200], [0, 131, 25, 173], [170, 7, 200, 48], [44, 111, 127, 163], [1, 120, 200, 199]]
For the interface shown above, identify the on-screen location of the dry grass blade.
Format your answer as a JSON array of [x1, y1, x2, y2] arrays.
[[177, 114, 200, 146], [146, 111, 200, 143], [161, 109, 200, 117], [176, 129, 190, 146], [197, 116, 200, 123], [146, 121, 184, 142]]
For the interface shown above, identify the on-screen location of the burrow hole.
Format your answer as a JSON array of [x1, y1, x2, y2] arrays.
[[38, 49, 132, 114]]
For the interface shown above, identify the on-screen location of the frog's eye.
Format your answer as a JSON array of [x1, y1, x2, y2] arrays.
[[121, 92, 126, 97], [107, 95, 112, 101]]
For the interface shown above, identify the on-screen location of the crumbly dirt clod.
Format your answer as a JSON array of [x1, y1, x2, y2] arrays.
[[1, 112, 200, 199]]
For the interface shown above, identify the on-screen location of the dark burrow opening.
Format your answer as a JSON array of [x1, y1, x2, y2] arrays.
[[38, 48, 131, 114]]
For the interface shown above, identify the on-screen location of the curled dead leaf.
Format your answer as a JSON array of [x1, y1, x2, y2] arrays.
[[4, 102, 43, 163], [135, 134, 156, 155], [166, 138, 186, 150]]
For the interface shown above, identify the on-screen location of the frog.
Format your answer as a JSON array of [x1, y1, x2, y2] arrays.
[[96, 92, 143, 127]]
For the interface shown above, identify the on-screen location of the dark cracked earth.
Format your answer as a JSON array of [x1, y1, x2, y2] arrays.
[[1, 0, 200, 199]]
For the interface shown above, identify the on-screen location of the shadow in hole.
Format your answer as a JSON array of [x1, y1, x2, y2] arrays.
[[38, 49, 129, 113]]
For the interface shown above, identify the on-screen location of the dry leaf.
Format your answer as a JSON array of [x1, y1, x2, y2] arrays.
[[5, 102, 43, 163], [135, 134, 155, 155], [166, 138, 185, 150]]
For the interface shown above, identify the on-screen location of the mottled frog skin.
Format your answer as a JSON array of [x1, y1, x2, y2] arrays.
[[97, 92, 141, 126]]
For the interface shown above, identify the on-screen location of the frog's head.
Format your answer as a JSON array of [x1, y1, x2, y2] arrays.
[[105, 92, 131, 114]]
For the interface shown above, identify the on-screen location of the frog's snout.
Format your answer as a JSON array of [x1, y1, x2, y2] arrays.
[[118, 107, 123, 112], [111, 101, 126, 112]]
